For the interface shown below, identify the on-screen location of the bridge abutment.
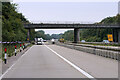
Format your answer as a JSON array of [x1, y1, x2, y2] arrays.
[[113, 29, 118, 42], [27, 29, 31, 42], [118, 29, 120, 43], [113, 29, 120, 43], [74, 28, 80, 43]]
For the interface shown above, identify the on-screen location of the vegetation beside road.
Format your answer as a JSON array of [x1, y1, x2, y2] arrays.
[[3, 3, 27, 42], [2, 43, 21, 58], [2, 2, 35, 42], [2, 2, 35, 58], [62, 14, 120, 42], [35, 30, 63, 40]]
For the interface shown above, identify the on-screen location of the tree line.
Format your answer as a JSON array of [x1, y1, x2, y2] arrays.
[[2, 2, 35, 42], [35, 30, 63, 40], [62, 14, 120, 42], [1, 2, 37, 58]]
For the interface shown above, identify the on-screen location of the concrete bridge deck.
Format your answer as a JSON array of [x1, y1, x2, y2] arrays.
[[24, 23, 120, 29]]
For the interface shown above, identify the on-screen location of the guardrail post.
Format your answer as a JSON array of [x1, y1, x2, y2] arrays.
[[15, 45, 17, 56], [23, 43, 25, 50], [4, 48, 7, 64], [20, 44, 22, 52]]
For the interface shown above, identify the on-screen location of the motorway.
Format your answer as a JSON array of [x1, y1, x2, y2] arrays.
[[1, 42, 118, 78]]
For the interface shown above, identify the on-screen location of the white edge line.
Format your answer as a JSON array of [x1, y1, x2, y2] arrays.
[[44, 44, 96, 80], [0, 46, 33, 80]]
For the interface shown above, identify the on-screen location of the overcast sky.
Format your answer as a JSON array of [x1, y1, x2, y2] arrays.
[[12, 0, 119, 35], [13, 0, 120, 2]]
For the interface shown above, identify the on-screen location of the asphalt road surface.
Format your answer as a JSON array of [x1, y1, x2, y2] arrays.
[[1, 43, 118, 78]]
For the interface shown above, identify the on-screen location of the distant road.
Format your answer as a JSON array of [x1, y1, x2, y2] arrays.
[[1, 42, 118, 78]]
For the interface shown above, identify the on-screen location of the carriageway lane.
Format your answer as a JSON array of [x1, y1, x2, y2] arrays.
[[2, 45, 87, 78], [47, 44, 118, 78]]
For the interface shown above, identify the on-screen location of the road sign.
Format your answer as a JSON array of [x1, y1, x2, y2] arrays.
[[107, 34, 113, 42]]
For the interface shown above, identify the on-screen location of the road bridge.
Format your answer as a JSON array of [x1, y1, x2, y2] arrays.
[[24, 23, 120, 43]]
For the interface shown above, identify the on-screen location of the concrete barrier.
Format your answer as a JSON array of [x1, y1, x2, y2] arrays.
[[66, 43, 120, 51], [56, 42, 120, 60]]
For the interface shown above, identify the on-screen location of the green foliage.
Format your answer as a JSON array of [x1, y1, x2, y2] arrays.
[[62, 30, 74, 41], [1, 2, 35, 58], [2, 2, 29, 42], [100, 14, 120, 25], [100, 16, 117, 24], [116, 14, 120, 25], [35, 30, 46, 39], [80, 29, 112, 42], [45, 34, 52, 40], [79, 14, 120, 42], [62, 14, 119, 42], [2, 43, 21, 57], [51, 34, 62, 39], [30, 29, 36, 41], [35, 30, 62, 40]]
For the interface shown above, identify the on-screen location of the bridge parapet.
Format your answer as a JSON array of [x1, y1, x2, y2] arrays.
[[27, 21, 95, 24]]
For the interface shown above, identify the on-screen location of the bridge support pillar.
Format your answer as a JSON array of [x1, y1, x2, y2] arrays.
[[113, 29, 118, 42], [74, 28, 80, 43], [27, 29, 31, 42], [113, 29, 120, 43], [118, 29, 120, 43]]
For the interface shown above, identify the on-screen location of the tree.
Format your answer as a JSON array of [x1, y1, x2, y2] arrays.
[[45, 34, 51, 40], [62, 30, 74, 41], [35, 30, 46, 39], [2, 2, 35, 42]]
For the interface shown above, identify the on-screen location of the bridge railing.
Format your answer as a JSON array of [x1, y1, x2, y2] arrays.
[[25, 21, 119, 25], [28, 21, 96, 24]]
